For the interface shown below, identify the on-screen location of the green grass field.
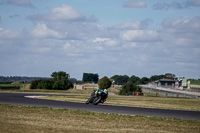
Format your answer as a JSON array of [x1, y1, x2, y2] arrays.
[[1, 104, 200, 133]]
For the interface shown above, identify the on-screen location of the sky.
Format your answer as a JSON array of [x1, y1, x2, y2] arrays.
[[0, 0, 200, 80]]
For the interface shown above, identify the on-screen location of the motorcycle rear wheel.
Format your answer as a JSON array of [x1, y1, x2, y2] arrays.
[[93, 96, 102, 105]]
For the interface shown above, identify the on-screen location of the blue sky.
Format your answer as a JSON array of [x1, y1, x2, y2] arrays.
[[0, 0, 200, 80]]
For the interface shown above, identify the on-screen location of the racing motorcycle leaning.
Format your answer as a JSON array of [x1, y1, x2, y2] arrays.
[[86, 89, 108, 105]]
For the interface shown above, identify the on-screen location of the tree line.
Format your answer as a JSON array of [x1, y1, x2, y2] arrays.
[[3, 71, 177, 96], [0, 76, 48, 83], [110, 73, 176, 85]]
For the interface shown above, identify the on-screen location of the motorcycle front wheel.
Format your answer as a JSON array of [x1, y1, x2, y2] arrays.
[[86, 96, 93, 104]]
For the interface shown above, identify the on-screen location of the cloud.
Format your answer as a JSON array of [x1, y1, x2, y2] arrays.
[[186, 0, 200, 7], [153, 1, 183, 10], [158, 16, 200, 67], [1, 0, 34, 8], [123, 0, 147, 8], [93, 37, 119, 47], [121, 30, 160, 42], [27, 5, 101, 41], [0, 1, 200, 79], [0, 27, 20, 39], [162, 16, 200, 34], [115, 20, 149, 30], [27, 5, 85, 22], [31, 23, 67, 39], [153, 0, 200, 10]]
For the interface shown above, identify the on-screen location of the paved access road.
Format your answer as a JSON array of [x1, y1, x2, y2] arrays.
[[0, 92, 200, 121]]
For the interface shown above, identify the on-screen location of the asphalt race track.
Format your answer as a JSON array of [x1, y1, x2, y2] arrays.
[[0, 92, 200, 121]]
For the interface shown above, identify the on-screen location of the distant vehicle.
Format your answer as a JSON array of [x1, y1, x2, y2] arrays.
[[86, 89, 108, 105]]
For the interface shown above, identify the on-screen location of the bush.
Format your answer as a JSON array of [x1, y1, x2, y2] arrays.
[[98, 76, 111, 89], [52, 79, 73, 90], [30, 78, 73, 90], [30, 79, 43, 89], [30, 71, 73, 90], [0, 85, 20, 90], [37, 79, 54, 90], [98, 76, 112, 89], [119, 82, 142, 96]]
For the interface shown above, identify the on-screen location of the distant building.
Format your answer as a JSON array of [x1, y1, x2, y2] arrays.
[[157, 79, 181, 89]]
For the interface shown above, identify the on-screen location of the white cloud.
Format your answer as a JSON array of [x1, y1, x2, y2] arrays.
[[121, 30, 160, 42], [123, 0, 147, 8], [161, 17, 200, 47], [93, 37, 119, 47], [37, 47, 51, 53], [0, 27, 20, 39], [105, 39, 119, 47], [122, 42, 137, 48], [31, 23, 66, 39], [28, 5, 84, 22], [93, 37, 110, 43], [115, 20, 149, 30], [63, 42, 71, 50], [1, 1, 200, 79], [51, 5, 83, 21], [162, 16, 200, 32]]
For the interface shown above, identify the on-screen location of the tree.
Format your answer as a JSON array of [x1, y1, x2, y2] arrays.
[[51, 71, 69, 80], [139, 77, 149, 84], [110, 75, 129, 85], [149, 73, 176, 82], [128, 75, 140, 84], [149, 75, 164, 82], [82, 73, 99, 83], [98, 76, 111, 89], [164, 73, 176, 79]]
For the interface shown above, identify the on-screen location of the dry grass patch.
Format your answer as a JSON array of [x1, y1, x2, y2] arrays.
[[0, 104, 200, 133]]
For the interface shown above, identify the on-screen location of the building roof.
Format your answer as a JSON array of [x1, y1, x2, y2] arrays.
[[159, 79, 176, 82]]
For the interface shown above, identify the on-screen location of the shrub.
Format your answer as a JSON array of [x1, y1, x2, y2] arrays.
[[30, 80, 42, 89], [119, 82, 142, 96], [0, 85, 20, 90], [30, 71, 73, 90], [98, 76, 111, 89]]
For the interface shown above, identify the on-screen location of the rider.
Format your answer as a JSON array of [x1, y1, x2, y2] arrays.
[[94, 89, 108, 97], [86, 88, 108, 104]]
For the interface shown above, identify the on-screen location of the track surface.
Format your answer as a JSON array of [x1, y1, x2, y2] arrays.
[[0, 92, 200, 121]]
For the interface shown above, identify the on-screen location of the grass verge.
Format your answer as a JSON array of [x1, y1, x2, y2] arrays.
[[0, 104, 200, 133]]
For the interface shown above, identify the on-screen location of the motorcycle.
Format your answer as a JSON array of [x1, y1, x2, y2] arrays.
[[86, 89, 108, 105]]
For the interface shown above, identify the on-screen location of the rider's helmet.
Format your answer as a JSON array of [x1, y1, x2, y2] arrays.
[[103, 89, 108, 94]]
